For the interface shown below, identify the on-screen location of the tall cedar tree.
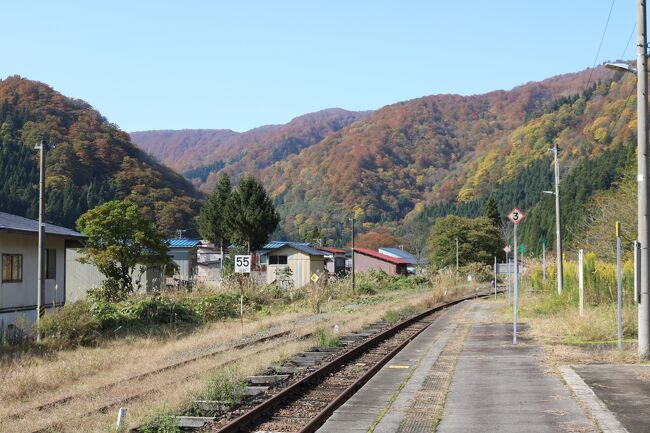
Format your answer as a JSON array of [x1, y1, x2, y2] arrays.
[[76, 200, 171, 301], [198, 174, 232, 255], [224, 175, 280, 251], [484, 195, 501, 229]]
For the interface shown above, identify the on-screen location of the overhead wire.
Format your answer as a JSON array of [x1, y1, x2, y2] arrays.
[[585, 0, 617, 91]]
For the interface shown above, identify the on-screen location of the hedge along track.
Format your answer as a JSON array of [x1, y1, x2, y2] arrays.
[[195, 291, 492, 433], [17, 316, 326, 433]]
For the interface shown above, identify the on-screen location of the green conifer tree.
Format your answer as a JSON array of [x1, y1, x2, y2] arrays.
[[198, 173, 232, 256], [224, 174, 280, 251]]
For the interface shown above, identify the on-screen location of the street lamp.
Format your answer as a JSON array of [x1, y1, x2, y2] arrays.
[[605, 0, 649, 358], [605, 62, 638, 74]]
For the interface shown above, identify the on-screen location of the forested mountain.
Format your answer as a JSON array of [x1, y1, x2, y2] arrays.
[[264, 66, 624, 242], [0, 76, 201, 235], [132, 65, 630, 247], [131, 108, 370, 188]]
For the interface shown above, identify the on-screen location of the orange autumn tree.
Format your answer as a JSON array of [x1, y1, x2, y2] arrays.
[[347, 231, 411, 252]]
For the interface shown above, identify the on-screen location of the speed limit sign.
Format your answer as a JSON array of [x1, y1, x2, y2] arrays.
[[234, 255, 251, 273], [508, 208, 525, 225]]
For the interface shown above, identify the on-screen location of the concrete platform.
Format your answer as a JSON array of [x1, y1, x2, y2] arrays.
[[564, 364, 650, 433], [316, 301, 467, 433], [437, 318, 596, 433], [317, 299, 599, 433]]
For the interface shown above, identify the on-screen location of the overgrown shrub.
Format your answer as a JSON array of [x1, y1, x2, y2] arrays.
[[195, 293, 241, 322], [315, 328, 339, 347], [459, 263, 493, 283], [38, 301, 101, 349], [202, 367, 246, 405], [139, 413, 180, 433], [382, 309, 400, 324]]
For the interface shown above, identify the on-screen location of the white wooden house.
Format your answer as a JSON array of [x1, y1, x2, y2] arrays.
[[0, 212, 85, 333]]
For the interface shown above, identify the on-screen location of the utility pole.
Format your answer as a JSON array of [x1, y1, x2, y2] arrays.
[[35, 140, 47, 342], [605, 2, 649, 357], [553, 142, 564, 295], [351, 215, 356, 295], [455, 237, 459, 271], [638, 0, 650, 359]]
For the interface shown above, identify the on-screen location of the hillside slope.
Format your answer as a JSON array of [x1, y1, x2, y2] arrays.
[[263, 67, 621, 240], [0, 76, 201, 234], [130, 108, 370, 188], [132, 65, 630, 247]]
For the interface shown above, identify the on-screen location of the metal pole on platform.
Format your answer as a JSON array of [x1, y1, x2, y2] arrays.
[[513, 224, 519, 344], [494, 256, 497, 300], [617, 222, 623, 351], [635, 240, 640, 303], [579, 249, 584, 317]]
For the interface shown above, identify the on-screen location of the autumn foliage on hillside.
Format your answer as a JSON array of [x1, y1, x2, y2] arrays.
[[130, 66, 629, 244], [0, 76, 201, 234], [131, 108, 369, 187]]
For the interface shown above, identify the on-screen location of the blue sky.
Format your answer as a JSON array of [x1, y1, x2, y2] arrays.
[[0, 1, 636, 132]]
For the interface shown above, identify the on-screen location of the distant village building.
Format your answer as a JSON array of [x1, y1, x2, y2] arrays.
[[166, 238, 199, 285], [65, 249, 162, 301], [378, 247, 422, 274], [254, 241, 326, 288], [353, 247, 409, 276], [196, 240, 222, 287], [318, 247, 347, 275], [0, 212, 85, 332]]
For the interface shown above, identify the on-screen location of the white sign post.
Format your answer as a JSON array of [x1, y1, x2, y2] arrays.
[[234, 255, 251, 336], [503, 245, 511, 301], [508, 208, 525, 344], [234, 255, 251, 273]]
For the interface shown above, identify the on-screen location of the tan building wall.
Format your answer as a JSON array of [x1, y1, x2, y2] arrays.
[[265, 246, 325, 288], [66, 249, 162, 302]]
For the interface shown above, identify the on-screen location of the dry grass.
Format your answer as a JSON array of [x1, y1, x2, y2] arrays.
[[1, 281, 473, 433], [501, 291, 643, 367]]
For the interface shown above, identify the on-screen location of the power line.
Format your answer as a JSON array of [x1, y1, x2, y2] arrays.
[[585, 0, 617, 91]]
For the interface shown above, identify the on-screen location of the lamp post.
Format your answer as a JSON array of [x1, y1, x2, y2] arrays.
[[542, 141, 563, 296], [605, 0, 648, 357]]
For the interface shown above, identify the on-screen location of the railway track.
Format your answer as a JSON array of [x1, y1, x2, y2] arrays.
[[175, 291, 491, 433], [11, 317, 325, 433]]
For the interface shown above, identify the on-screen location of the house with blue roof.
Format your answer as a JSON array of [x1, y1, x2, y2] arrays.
[[166, 238, 200, 283], [378, 247, 426, 274], [255, 241, 326, 288]]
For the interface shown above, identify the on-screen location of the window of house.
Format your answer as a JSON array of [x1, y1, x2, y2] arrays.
[[46, 249, 56, 279], [269, 255, 288, 265], [2, 254, 23, 283], [258, 253, 268, 265]]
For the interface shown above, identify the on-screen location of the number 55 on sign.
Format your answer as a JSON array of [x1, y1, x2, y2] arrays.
[[235, 255, 251, 273]]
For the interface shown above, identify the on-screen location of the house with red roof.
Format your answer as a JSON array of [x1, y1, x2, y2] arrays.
[[353, 247, 409, 276]]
